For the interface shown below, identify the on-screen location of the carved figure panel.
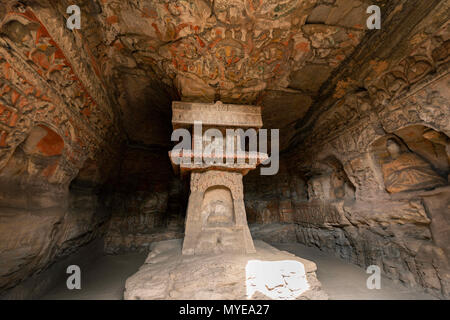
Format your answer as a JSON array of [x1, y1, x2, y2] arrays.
[[201, 186, 235, 228], [376, 137, 447, 193]]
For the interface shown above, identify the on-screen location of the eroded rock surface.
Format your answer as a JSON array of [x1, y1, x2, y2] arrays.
[[0, 0, 448, 300]]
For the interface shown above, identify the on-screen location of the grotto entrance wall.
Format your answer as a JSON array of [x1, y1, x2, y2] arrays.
[[0, 0, 448, 300], [241, 13, 450, 295]]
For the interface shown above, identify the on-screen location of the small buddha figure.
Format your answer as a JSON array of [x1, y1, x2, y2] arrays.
[[381, 138, 446, 193], [330, 171, 346, 199], [203, 199, 234, 227]]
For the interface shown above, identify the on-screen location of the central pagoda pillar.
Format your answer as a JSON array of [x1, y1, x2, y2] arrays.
[[169, 101, 267, 255]]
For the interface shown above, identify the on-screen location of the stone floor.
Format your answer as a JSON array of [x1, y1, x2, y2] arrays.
[[42, 252, 146, 300], [41, 243, 436, 300], [272, 243, 436, 300]]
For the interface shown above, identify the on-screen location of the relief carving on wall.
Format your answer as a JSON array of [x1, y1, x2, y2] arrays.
[[381, 138, 446, 193], [0, 7, 121, 179], [201, 186, 235, 228], [367, 35, 449, 110], [191, 170, 243, 200]]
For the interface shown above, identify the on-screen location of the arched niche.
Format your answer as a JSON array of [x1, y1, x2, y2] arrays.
[[24, 125, 64, 157], [0, 124, 65, 184], [370, 125, 448, 194], [306, 154, 356, 201], [201, 186, 235, 228], [1, 17, 38, 47], [322, 155, 356, 200]]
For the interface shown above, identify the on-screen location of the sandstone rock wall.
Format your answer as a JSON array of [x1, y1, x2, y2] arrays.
[[104, 147, 186, 253], [0, 2, 123, 296], [0, 175, 110, 295], [0, 0, 448, 300], [1, 239, 104, 300], [248, 157, 449, 298], [278, 0, 450, 299], [244, 161, 294, 224], [246, 0, 450, 298]]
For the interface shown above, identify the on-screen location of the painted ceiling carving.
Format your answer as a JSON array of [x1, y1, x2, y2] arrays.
[[103, 0, 367, 102], [0, 0, 447, 175], [0, 2, 121, 181], [97, 0, 370, 148]]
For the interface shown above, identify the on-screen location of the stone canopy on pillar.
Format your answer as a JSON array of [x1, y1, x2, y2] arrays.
[[169, 101, 268, 255]]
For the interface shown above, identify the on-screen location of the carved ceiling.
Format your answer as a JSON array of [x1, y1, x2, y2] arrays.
[[45, 0, 375, 150], [0, 0, 447, 167]]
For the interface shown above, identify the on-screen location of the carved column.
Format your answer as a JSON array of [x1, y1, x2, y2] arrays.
[[169, 101, 267, 255]]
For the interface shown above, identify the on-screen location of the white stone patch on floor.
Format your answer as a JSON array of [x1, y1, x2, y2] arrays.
[[246, 260, 310, 300]]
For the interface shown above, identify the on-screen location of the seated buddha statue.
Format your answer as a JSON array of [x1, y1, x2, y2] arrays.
[[381, 138, 447, 193], [203, 199, 234, 227]]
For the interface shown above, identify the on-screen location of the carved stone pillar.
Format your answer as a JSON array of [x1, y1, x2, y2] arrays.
[[169, 101, 267, 255]]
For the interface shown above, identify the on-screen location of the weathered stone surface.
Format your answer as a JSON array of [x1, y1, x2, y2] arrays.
[[261, 0, 450, 299], [170, 101, 264, 256], [124, 239, 327, 300], [0, 122, 114, 293], [381, 138, 446, 193], [1, 239, 104, 300], [30, 0, 373, 149], [0, 0, 448, 301], [244, 147, 449, 298], [172, 101, 263, 129]]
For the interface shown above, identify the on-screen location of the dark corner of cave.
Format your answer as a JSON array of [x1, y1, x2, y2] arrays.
[[0, 0, 448, 303]]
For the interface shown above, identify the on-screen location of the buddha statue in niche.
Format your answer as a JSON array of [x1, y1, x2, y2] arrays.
[[201, 199, 234, 227], [381, 138, 447, 193], [330, 171, 355, 199], [201, 187, 235, 227]]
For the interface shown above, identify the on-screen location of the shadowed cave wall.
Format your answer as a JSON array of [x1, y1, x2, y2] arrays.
[[0, 125, 116, 298], [0, 0, 448, 300]]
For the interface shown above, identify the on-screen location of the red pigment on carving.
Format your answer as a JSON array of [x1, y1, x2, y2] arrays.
[[196, 35, 205, 48], [106, 16, 119, 24], [296, 42, 309, 52], [36, 125, 64, 156], [11, 90, 20, 105], [3, 63, 11, 79], [9, 113, 18, 126], [0, 132, 7, 147], [31, 51, 50, 69], [82, 107, 91, 117], [41, 161, 58, 178], [114, 41, 124, 51]]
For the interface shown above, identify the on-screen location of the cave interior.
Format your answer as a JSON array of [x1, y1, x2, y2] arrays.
[[0, 0, 449, 300]]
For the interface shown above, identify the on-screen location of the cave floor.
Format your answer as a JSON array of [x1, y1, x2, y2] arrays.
[[41, 243, 435, 300], [41, 252, 147, 300], [272, 243, 436, 300]]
